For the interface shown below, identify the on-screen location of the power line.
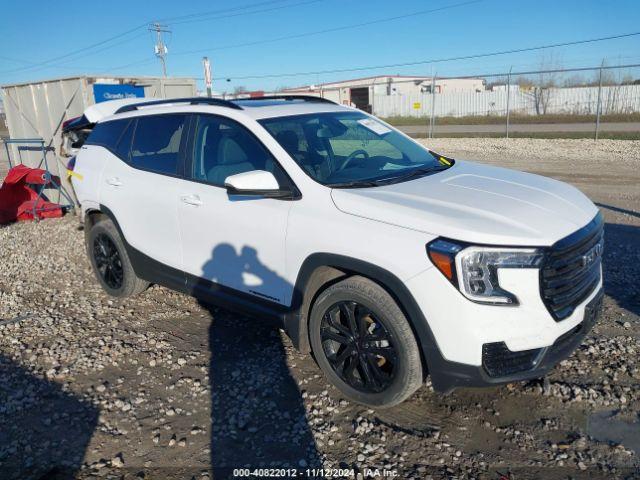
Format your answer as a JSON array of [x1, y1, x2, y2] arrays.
[[31, 0, 326, 75], [0, 0, 314, 77], [104, 57, 159, 72], [77, 0, 480, 74], [160, 0, 310, 25], [0, 25, 147, 75], [0, 31, 151, 78], [0, 54, 38, 66], [45, 32, 150, 68], [212, 31, 640, 80], [171, 0, 482, 57], [170, 0, 323, 26]]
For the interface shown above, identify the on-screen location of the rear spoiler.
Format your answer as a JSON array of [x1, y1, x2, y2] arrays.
[[62, 115, 94, 133], [62, 97, 181, 133]]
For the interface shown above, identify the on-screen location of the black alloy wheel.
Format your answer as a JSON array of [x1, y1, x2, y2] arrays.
[[320, 300, 397, 393], [93, 233, 124, 290]]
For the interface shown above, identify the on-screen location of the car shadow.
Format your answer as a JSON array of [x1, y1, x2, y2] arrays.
[[0, 354, 98, 480], [596, 202, 640, 219], [193, 244, 322, 474], [603, 222, 640, 316]]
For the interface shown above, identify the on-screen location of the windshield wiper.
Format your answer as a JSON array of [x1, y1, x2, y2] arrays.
[[368, 165, 450, 185], [327, 180, 383, 188], [328, 165, 450, 189]]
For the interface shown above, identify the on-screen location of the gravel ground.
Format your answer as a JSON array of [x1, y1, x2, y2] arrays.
[[1, 138, 639, 479]]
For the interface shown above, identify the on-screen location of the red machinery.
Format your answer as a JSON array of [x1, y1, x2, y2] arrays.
[[0, 138, 74, 224]]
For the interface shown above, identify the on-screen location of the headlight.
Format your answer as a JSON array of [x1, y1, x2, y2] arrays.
[[427, 239, 544, 305]]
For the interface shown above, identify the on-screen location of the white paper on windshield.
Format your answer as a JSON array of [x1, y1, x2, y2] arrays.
[[357, 118, 392, 135]]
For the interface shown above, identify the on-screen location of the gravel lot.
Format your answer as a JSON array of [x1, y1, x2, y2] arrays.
[[1, 138, 639, 479]]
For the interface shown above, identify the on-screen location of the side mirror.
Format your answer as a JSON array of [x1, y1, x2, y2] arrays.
[[224, 170, 296, 199]]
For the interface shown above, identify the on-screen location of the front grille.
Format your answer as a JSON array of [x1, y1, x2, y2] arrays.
[[482, 291, 603, 379], [540, 214, 604, 321], [482, 343, 542, 377], [546, 290, 603, 356]]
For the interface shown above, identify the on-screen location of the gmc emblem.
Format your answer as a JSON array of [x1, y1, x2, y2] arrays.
[[581, 241, 603, 268]]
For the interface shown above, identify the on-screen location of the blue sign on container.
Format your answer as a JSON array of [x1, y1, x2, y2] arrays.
[[93, 84, 145, 103]]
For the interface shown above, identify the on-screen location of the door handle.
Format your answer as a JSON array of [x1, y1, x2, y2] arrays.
[[106, 177, 123, 187], [180, 194, 203, 206]]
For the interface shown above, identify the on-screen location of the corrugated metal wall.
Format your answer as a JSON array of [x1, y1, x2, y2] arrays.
[[1, 76, 196, 196], [372, 84, 640, 118], [2, 78, 87, 182]]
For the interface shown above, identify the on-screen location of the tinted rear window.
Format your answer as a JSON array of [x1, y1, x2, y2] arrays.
[[115, 121, 134, 161], [130, 114, 186, 175], [85, 120, 129, 148]]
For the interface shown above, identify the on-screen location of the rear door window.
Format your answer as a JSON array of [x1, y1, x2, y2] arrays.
[[85, 119, 129, 148], [130, 114, 187, 176]]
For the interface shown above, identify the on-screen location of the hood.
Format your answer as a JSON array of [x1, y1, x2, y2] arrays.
[[330, 160, 598, 246]]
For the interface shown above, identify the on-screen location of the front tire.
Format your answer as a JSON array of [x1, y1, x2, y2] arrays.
[[309, 276, 423, 408], [87, 218, 149, 297]]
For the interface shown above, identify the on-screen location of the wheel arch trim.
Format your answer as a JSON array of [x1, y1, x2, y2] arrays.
[[286, 253, 446, 380]]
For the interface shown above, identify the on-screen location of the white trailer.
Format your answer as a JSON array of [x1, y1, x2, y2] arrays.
[[0, 75, 196, 187]]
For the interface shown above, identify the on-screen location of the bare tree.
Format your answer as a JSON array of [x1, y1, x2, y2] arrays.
[[522, 54, 561, 115], [563, 74, 587, 87], [621, 73, 634, 85]]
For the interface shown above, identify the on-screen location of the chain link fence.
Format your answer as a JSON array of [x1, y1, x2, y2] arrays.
[[255, 63, 640, 139]]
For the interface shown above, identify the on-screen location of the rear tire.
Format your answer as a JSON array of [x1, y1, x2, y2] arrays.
[[309, 276, 423, 408], [87, 217, 148, 297]]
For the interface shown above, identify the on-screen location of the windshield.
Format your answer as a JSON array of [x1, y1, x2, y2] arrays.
[[259, 111, 452, 187]]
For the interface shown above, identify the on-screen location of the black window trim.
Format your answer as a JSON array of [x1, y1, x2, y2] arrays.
[[88, 113, 192, 180], [182, 113, 301, 199], [84, 118, 132, 150], [115, 118, 134, 164], [85, 118, 137, 169], [128, 112, 191, 179]]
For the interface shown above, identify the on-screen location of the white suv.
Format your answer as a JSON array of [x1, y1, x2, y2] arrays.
[[69, 96, 604, 407]]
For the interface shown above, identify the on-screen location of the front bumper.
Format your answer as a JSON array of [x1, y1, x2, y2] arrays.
[[427, 288, 603, 393]]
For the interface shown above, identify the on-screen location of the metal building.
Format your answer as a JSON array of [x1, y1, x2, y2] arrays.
[[282, 75, 486, 112], [1, 75, 196, 185]]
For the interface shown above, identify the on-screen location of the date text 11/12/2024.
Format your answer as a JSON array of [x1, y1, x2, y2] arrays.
[[232, 468, 400, 477]]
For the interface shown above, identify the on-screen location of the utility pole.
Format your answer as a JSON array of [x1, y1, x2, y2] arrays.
[[149, 22, 170, 77], [202, 57, 212, 97]]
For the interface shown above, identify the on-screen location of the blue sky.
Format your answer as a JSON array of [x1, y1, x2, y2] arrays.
[[0, 0, 639, 92]]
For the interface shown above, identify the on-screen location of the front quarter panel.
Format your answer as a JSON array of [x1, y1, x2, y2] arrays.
[[283, 189, 436, 306]]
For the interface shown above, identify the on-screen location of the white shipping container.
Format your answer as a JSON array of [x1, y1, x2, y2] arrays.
[[1, 75, 197, 191]]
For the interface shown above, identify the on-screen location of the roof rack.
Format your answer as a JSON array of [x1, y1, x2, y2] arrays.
[[115, 97, 242, 114], [233, 95, 337, 105]]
